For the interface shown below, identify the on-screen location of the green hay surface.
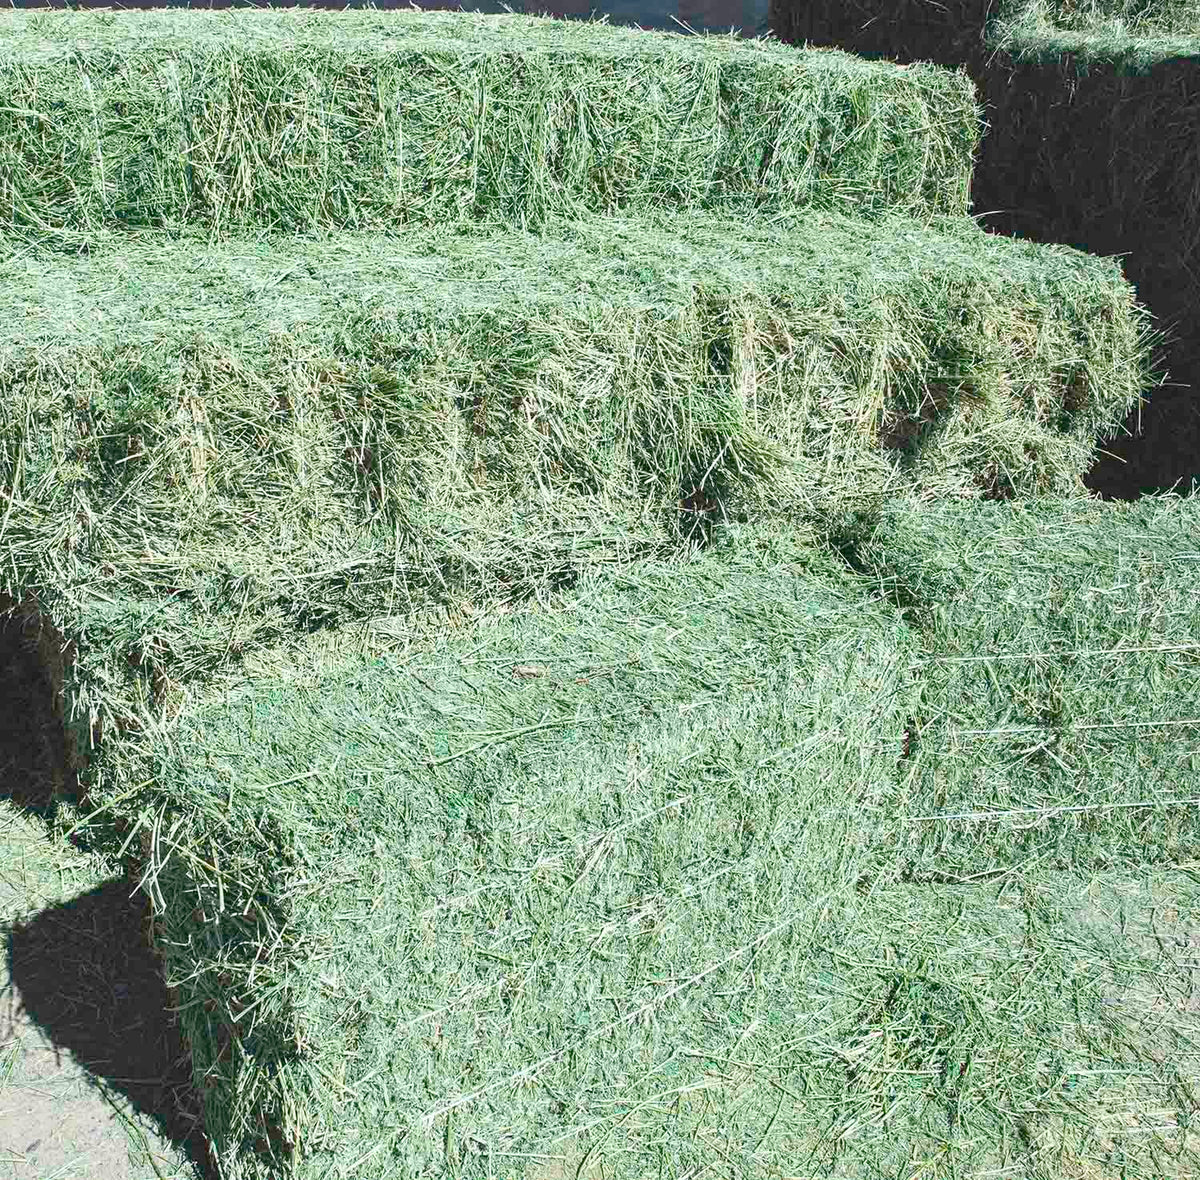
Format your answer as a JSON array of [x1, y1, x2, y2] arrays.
[[0, 6, 981, 237], [88, 536, 1200, 1179], [107, 537, 917, 1179], [992, 1, 1200, 67], [0, 207, 1157, 775], [1011, 0, 1200, 35], [845, 492, 1200, 882]]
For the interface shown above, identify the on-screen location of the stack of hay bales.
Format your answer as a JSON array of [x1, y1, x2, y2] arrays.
[[0, 7, 1157, 772], [1, 7, 1193, 1178]]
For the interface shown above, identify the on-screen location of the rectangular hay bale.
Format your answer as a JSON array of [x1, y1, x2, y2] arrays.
[[104, 535, 1200, 1178], [115, 538, 918, 1178], [0, 6, 981, 235], [846, 492, 1200, 880], [0, 207, 1157, 772]]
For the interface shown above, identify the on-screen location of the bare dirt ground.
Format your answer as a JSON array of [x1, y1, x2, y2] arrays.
[[0, 797, 217, 1180]]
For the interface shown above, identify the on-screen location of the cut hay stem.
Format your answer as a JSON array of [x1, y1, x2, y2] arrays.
[[424, 713, 607, 767]]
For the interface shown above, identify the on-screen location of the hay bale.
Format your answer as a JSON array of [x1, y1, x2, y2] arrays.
[[0, 5, 980, 236], [102, 535, 919, 1178], [0, 207, 1157, 779], [996, 1, 1200, 47], [846, 492, 1200, 880]]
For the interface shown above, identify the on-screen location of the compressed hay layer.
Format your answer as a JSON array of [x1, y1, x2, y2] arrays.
[[104, 539, 1200, 1178], [0, 207, 1156, 773], [845, 492, 1200, 880], [0, 6, 981, 237], [1020, 0, 1200, 32]]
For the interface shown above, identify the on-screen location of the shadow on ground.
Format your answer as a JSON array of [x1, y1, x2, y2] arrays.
[[1, 610, 216, 1179], [3, 878, 219, 1180]]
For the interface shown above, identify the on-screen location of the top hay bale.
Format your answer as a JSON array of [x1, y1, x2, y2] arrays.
[[0, 6, 982, 236], [993, 0, 1200, 64]]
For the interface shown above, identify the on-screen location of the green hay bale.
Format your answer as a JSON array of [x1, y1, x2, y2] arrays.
[[0, 208, 1157, 775], [846, 492, 1200, 881], [101, 537, 921, 1179], [994, 1, 1200, 61], [788, 864, 1200, 1178], [0, 6, 981, 237]]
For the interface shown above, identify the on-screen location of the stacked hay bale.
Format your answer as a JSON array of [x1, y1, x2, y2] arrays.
[[842, 493, 1200, 882], [0, 7, 1155, 780], [1, 7, 1192, 1178]]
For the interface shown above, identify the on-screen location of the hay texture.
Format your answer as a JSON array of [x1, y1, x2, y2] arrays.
[[0, 207, 1157, 778], [89, 534, 1200, 1178], [105, 538, 916, 1179], [844, 492, 1200, 882], [995, 0, 1200, 54], [0, 6, 981, 238]]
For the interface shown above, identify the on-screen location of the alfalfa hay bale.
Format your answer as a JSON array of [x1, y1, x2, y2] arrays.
[[98, 534, 917, 1179], [845, 492, 1200, 881], [88, 527, 1200, 1178], [0, 5, 981, 238], [0, 207, 1158, 796]]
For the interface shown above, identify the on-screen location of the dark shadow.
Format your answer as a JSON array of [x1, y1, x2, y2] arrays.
[[0, 603, 77, 822], [972, 58, 1200, 502], [1, 604, 215, 1176], [4, 876, 219, 1180]]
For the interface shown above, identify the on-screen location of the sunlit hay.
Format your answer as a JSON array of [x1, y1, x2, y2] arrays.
[[844, 490, 1200, 881], [0, 6, 981, 240]]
